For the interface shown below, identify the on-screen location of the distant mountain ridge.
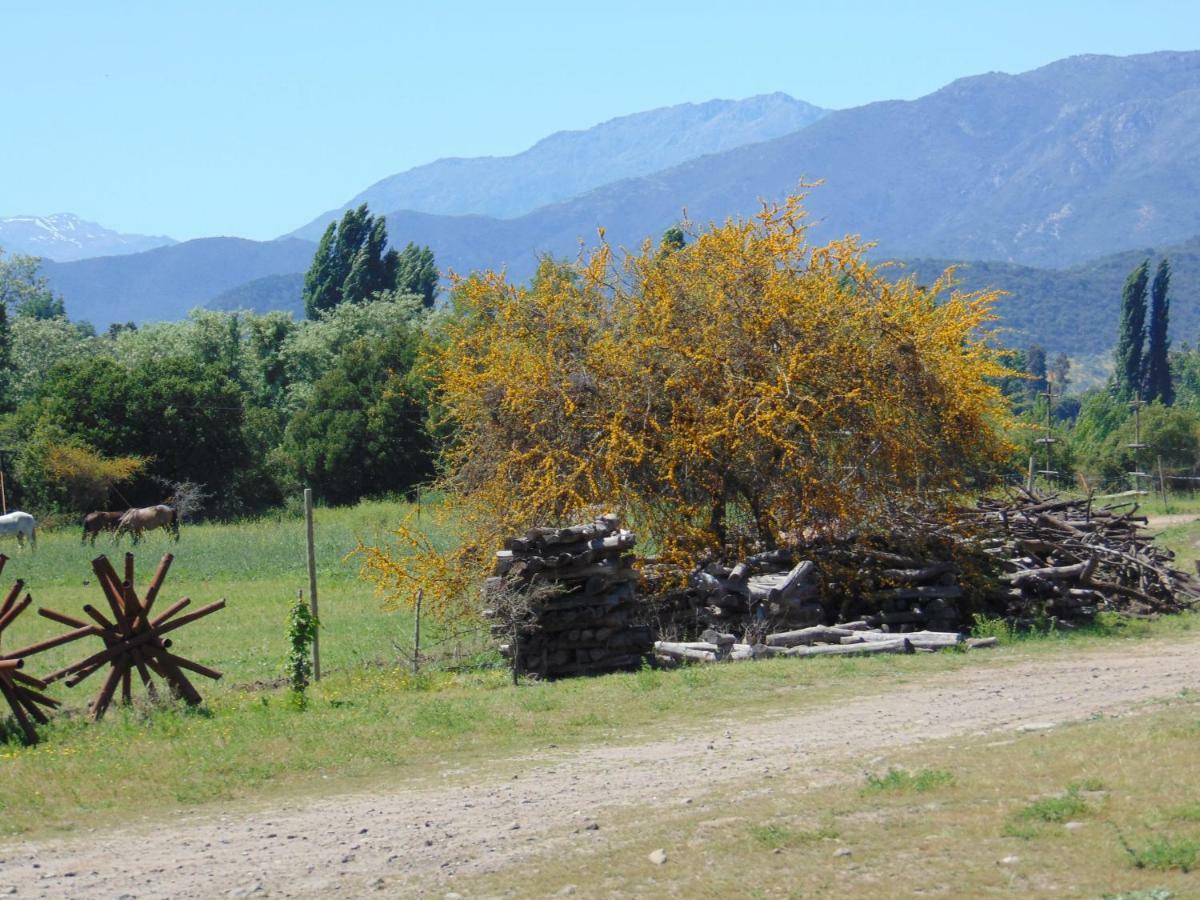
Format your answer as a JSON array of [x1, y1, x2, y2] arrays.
[[290, 93, 828, 239], [0, 213, 176, 262], [41, 237, 315, 328]]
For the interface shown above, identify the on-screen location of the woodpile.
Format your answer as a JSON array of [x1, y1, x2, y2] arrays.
[[487, 515, 653, 677], [971, 488, 1197, 624], [640, 488, 1197, 649], [653, 625, 997, 665], [640, 533, 969, 643]]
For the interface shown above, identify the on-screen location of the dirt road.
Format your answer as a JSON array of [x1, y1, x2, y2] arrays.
[[4, 638, 1199, 898]]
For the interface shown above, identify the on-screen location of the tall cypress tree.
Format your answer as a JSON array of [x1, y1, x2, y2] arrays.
[[1145, 257, 1173, 405], [1113, 259, 1150, 398]]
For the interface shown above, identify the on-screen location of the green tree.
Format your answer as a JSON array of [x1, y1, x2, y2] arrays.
[[0, 299, 12, 411], [280, 328, 432, 504], [393, 242, 437, 308], [302, 205, 409, 318], [0, 250, 66, 319], [1146, 257, 1173, 405], [1025, 344, 1048, 402], [660, 225, 687, 255], [19, 356, 262, 515], [1113, 260, 1149, 398]]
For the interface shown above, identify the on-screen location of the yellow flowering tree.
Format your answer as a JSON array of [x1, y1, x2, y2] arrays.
[[359, 194, 1015, 620]]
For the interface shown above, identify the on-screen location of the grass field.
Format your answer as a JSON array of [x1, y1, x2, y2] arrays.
[[460, 690, 1200, 898], [1, 497, 1199, 848]]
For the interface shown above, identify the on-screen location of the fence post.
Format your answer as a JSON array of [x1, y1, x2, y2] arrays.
[[412, 589, 423, 674], [303, 488, 320, 681]]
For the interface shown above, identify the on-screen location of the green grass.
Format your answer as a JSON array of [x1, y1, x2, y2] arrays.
[[0, 498, 1199, 842], [1123, 835, 1200, 873], [863, 767, 955, 794], [1016, 787, 1090, 823]]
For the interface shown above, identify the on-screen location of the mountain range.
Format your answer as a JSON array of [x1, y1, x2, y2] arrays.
[[290, 93, 828, 239], [0, 213, 176, 262], [23, 49, 1200, 353]]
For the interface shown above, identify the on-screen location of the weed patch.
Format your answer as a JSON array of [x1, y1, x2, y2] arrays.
[[863, 768, 954, 794], [1122, 835, 1200, 873]]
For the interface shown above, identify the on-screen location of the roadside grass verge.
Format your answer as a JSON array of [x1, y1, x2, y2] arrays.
[[2, 616, 1198, 841], [457, 693, 1200, 898], [0, 500, 1198, 843]]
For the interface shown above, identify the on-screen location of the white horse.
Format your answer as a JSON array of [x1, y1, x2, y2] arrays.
[[0, 511, 36, 548]]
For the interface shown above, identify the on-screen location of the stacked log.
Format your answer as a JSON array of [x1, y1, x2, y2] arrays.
[[488, 515, 652, 678], [653, 625, 998, 665], [640, 488, 1197, 646], [644, 536, 969, 642]]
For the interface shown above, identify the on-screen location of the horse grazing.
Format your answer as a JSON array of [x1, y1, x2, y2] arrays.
[[81, 510, 127, 545], [0, 511, 37, 548], [116, 505, 179, 544]]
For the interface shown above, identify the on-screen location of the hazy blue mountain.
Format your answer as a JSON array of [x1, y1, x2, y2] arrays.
[[367, 51, 1200, 278], [0, 213, 176, 262], [198, 233, 1200, 357], [41, 237, 315, 327], [290, 93, 828, 239], [208, 272, 305, 318]]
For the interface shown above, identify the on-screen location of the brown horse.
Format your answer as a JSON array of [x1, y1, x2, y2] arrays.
[[81, 510, 127, 545], [115, 505, 179, 544]]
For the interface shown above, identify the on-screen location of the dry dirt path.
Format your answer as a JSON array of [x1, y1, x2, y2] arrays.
[[4, 637, 1200, 898]]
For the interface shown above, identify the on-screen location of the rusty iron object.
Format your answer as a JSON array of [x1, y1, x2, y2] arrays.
[[32, 553, 225, 721], [0, 555, 62, 743]]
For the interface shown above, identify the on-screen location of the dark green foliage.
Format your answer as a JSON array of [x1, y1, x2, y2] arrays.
[[0, 300, 11, 412], [1146, 258, 1173, 405], [280, 326, 432, 505], [1049, 352, 1071, 393], [301, 207, 437, 318], [393, 242, 438, 308], [16, 356, 260, 515], [0, 251, 64, 319], [1025, 344, 1048, 402], [16, 291, 66, 320], [660, 226, 687, 255], [1113, 260, 1149, 399]]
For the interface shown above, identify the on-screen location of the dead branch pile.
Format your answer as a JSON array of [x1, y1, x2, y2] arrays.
[[640, 489, 1198, 645], [971, 489, 1197, 625], [487, 515, 653, 678]]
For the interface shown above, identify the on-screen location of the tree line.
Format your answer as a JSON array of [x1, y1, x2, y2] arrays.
[[0, 206, 436, 517], [1007, 254, 1200, 484]]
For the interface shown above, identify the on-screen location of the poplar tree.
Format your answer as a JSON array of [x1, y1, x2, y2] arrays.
[[1113, 260, 1149, 398], [393, 243, 438, 308], [303, 205, 420, 318], [1145, 257, 1173, 405]]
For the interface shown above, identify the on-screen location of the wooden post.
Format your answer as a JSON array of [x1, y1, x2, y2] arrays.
[[303, 488, 320, 682], [1027, 455, 1035, 493], [412, 589, 422, 674], [0, 468, 7, 515], [1158, 455, 1169, 513]]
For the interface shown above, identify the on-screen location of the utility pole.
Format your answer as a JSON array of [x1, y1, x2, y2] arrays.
[[1128, 394, 1149, 493], [1034, 382, 1058, 489]]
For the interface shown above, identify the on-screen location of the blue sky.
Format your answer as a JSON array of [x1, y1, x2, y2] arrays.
[[4, 1, 1199, 241]]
